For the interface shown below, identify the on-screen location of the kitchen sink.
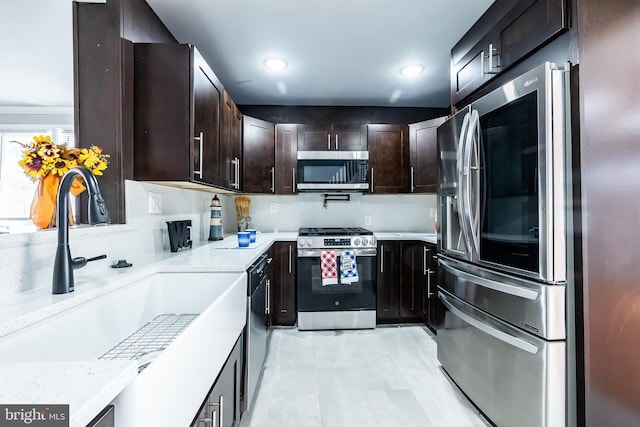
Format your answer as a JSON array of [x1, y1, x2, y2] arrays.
[[0, 271, 247, 426]]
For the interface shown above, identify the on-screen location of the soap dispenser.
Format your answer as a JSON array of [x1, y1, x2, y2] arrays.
[[208, 195, 224, 241]]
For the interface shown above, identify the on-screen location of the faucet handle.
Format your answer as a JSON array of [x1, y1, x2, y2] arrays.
[[71, 254, 107, 270]]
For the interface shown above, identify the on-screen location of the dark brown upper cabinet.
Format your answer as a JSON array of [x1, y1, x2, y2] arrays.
[[275, 124, 298, 194], [297, 124, 367, 151], [409, 117, 446, 193], [451, 0, 568, 106], [242, 116, 275, 193], [367, 124, 409, 194], [133, 44, 230, 189], [223, 90, 242, 190]]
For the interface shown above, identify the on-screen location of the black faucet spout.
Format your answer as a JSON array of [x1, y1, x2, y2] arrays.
[[52, 166, 110, 294]]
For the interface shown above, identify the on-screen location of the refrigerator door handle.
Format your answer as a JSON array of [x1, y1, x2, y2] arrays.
[[439, 258, 539, 300], [439, 292, 539, 355], [464, 109, 481, 258], [456, 112, 472, 256]]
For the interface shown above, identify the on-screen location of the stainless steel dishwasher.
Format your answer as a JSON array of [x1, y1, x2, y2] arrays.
[[242, 252, 271, 412]]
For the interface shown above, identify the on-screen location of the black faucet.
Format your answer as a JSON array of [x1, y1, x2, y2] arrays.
[[52, 166, 110, 294]]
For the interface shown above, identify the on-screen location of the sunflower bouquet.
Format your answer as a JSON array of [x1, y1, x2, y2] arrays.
[[15, 135, 110, 228]]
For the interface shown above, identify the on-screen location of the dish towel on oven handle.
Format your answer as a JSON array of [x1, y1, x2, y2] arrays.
[[340, 250, 359, 284], [321, 250, 338, 286]]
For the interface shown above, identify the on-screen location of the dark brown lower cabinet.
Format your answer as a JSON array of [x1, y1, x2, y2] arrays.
[[86, 405, 114, 427], [269, 242, 297, 326], [377, 240, 440, 330], [191, 334, 242, 427], [376, 241, 402, 323], [401, 242, 427, 321]]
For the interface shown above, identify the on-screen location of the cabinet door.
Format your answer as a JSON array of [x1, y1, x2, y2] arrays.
[[376, 241, 401, 323], [426, 244, 442, 331], [451, 34, 496, 107], [193, 53, 223, 187], [400, 242, 427, 321], [243, 116, 275, 193], [332, 124, 367, 151], [497, 0, 568, 69], [133, 43, 191, 181], [451, 0, 568, 106], [222, 90, 242, 190], [297, 124, 332, 151], [270, 242, 297, 326], [409, 117, 446, 193], [209, 336, 242, 427], [275, 124, 298, 194], [87, 406, 114, 427], [368, 124, 409, 194]]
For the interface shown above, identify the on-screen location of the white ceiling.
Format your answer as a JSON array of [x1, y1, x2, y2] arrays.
[[0, 0, 493, 109], [147, 0, 494, 107]]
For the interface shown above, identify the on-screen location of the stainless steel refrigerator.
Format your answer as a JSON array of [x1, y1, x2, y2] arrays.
[[436, 62, 573, 427]]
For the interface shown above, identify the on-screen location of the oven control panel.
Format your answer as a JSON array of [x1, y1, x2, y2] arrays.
[[324, 238, 351, 246], [297, 236, 377, 249]]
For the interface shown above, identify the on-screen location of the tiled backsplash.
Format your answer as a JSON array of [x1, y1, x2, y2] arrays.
[[0, 180, 436, 299]]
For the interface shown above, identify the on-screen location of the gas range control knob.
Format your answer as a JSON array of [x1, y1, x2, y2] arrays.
[[353, 238, 361, 246], [298, 239, 305, 247], [306, 238, 313, 246]]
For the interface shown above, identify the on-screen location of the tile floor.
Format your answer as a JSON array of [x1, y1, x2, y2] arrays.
[[240, 325, 491, 427]]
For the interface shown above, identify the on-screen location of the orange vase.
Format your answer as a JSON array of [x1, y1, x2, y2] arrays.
[[30, 174, 86, 229]]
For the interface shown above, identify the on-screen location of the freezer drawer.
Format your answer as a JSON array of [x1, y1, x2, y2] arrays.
[[438, 291, 565, 427], [439, 256, 565, 340]]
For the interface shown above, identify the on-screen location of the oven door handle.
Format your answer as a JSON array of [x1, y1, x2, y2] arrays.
[[297, 248, 377, 258]]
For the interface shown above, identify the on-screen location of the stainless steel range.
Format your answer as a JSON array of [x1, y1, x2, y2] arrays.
[[297, 227, 377, 330]]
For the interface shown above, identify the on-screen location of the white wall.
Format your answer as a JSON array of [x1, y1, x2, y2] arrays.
[[0, 181, 435, 300], [224, 192, 437, 233]]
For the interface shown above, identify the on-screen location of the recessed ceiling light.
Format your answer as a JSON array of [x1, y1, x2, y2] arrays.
[[263, 57, 288, 70], [399, 64, 424, 77]]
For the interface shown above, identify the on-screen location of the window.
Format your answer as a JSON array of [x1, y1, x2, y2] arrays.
[[0, 129, 75, 233]]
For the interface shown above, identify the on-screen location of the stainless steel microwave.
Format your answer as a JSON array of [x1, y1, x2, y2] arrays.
[[296, 151, 369, 191]]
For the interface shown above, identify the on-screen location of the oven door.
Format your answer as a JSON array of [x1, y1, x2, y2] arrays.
[[462, 62, 569, 283], [297, 248, 376, 311]]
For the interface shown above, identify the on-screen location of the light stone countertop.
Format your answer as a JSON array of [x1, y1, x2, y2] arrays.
[[0, 361, 138, 427], [0, 230, 429, 426], [0, 231, 295, 427], [375, 232, 437, 244]]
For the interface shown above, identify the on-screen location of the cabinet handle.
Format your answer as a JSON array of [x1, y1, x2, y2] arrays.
[[266, 279, 271, 315], [423, 246, 428, 275], [235, 157, 240, 190], [193, 131, 204, 178], [218, 395, 223, 427], [270, 166, 275, 193], [480, 47, 485, 78], [410, 166, 415, 192], [488, 43, 499, 74], [327, 134, 331, 150], [370, 167, 374, 192], [230, 157, 240, 189], [292, 167, 296, 193], [335, 134, 339, 150], [427, 269, 433, 298], [380, 244, 384, 274], [288, 244, 292, 274]]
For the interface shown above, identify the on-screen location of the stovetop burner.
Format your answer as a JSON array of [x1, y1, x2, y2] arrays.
[[298, 227, 374, 236]]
